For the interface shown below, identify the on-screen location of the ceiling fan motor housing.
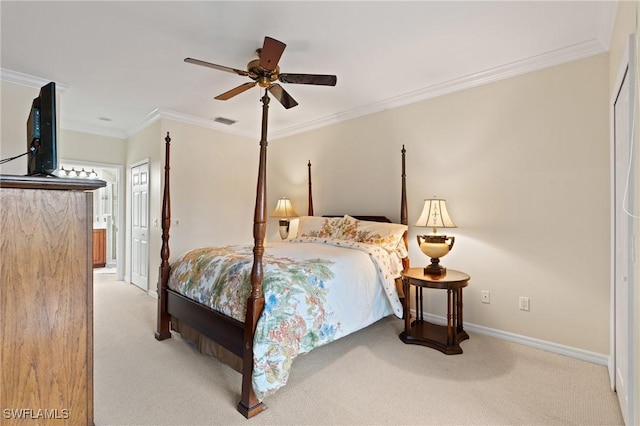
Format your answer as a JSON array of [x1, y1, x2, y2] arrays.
[[247, 59, 279, 87]]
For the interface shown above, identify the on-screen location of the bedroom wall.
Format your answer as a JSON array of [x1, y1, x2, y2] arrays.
[[0, 4, 624, 361], [268, 53, 610, 355], [0, 54, 613, 359], [156, 119, 257, 261], [124, 119, 257, 293], [59, 129, 125, 165]]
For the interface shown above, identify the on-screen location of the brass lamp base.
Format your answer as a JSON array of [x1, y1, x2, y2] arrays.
[[424, 258, 446, 275], [417, 234, 455, 276]]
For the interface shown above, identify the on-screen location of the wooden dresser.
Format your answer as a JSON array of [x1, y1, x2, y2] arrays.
[[0, 175, 105, 425]]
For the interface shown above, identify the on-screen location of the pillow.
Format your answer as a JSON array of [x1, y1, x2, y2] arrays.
[[340, 215, 408, 254], [336, 214, 358, 240], [296, 216, 344, 238]]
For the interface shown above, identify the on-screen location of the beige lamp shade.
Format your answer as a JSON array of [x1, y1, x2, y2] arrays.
[[270, 197, 299, 218], [415, 198, 456, 233]]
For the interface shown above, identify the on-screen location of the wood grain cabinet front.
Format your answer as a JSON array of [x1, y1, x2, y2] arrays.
[[93, 228, 106, 268], [0, 175, 105, 425]]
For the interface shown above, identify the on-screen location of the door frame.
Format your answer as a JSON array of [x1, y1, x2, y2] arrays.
[[609, 33, 638, 425], [129, 159, 151, 291], [59, 159, 124, 281]]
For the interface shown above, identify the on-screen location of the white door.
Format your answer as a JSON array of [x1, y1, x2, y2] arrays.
[[613, 45, 633, 424], [131, 162, 149, 291]]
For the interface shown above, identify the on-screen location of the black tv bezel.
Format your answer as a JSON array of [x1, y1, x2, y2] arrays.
[[27, 82, 57, 176]]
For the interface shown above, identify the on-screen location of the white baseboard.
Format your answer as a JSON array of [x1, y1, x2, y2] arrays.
[[419, 311, 609, 366], [128, 293, 609, 366]]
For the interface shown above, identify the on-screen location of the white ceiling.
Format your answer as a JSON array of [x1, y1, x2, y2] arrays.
[[1, 1, 616, 141]]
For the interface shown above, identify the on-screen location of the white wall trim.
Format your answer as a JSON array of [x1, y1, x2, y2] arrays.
[[126, 109, 162, 139], [595, 1, 618, 50], [0, 68, 126, 139], [270, 38, 608, 140], [0, 68, 69, 92], [418, 311, 608, 366], [3, 33, 610, 142], [125, 39, 608, 142], [61, 120, 127, 139], [127, 108, 257, 139], [129, 157, 150, 170]]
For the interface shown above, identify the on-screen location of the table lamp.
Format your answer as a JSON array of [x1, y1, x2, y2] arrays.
[[415, 198, 457, 275], [270, 197, 299, 239]]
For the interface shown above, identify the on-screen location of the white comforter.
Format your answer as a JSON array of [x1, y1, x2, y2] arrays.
[[167, 237, 403, 400]]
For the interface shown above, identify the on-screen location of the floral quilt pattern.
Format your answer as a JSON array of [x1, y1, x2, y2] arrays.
[[167, 239, 401, 400]]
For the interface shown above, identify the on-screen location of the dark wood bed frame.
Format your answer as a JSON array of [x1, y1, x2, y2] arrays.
[[155, 93, 409, 418]]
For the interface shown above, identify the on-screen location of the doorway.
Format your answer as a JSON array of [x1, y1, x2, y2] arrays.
[[59, 160, 123, 281]]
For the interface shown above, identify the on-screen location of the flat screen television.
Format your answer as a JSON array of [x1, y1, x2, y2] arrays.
[[27, 82, 57, 175]]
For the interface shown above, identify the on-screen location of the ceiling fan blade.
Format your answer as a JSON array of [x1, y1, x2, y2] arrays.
[[279, 73, 337, 86], [259, 37, 286, 71], [268, 84, 298, 109], [185, 57, 255, 78], [215, 82, 257, 100]]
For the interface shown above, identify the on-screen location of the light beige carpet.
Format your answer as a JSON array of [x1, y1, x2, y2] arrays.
[[94, 273, 624, 425]]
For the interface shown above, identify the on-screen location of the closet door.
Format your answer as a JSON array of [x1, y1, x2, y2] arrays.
[[131, 161, 150, 291], [611, 34, 636, 425]]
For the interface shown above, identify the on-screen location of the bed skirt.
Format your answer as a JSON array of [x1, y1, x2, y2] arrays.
[[171, 317, 243, 373]]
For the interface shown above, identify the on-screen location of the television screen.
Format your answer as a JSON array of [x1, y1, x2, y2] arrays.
[[27, 82, 57, 175]]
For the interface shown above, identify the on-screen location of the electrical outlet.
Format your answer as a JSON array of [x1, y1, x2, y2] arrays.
[[481, 291, 490, 304], [519, 297, 530, 311]]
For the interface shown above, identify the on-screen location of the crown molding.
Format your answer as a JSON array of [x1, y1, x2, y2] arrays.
[[60, 120, 127, 139], [125, 109, 162, 138], [595, 1, 618, 50], [1, 68, 118, 138], [271, 38, 608, 139], [128, 108, 257, 140], [3, 20, 614, 143], [0, 68, 68, 93]]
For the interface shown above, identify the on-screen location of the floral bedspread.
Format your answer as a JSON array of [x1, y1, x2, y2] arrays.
[[167, 237, 402, 400]]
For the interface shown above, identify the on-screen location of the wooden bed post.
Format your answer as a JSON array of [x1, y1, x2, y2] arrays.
[[307, 160, 314, 216], [398, 145, 410, 319], [155, 132, 172, 341], [401, 145, 409, 271], [238, 92, 269, 418]]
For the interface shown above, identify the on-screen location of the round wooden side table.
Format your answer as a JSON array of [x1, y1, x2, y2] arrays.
[[399, 267, 470, 355]]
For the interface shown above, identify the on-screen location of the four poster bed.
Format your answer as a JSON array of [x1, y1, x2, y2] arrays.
[[155, 125, 410, 418]]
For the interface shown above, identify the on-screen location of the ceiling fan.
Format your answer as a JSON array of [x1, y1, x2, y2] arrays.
[[185, 36, 337, 109]]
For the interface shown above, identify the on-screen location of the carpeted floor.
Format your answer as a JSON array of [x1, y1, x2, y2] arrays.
[[93, 273, 624, 425]]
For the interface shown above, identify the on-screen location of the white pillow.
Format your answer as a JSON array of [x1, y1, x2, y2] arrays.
[[296, 216, 344, 238], [339, 215, 407, 254]]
